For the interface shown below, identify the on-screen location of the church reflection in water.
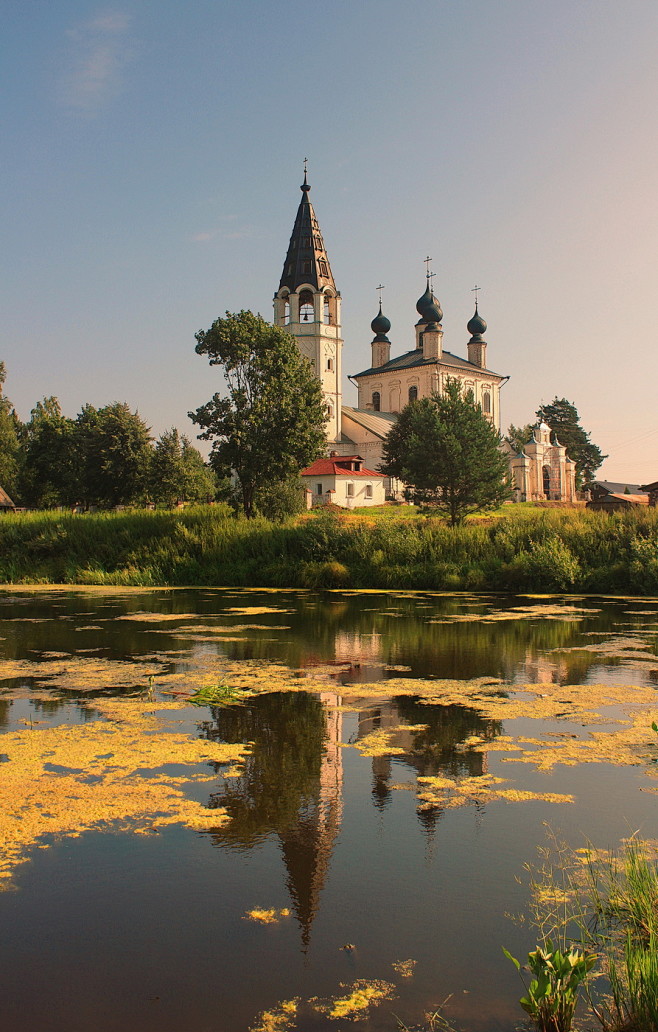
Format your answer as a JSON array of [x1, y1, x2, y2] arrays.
[[203, 686, 501, 948]]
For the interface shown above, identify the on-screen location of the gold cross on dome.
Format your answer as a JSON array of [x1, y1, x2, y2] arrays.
[[471, 284, 481, 305], [376, 284, 385, 304]]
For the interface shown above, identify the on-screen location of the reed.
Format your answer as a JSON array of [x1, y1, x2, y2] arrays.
[[0, 505, 657, 592]]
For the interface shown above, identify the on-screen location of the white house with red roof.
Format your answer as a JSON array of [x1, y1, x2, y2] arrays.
[[301, 454, 385, 509]]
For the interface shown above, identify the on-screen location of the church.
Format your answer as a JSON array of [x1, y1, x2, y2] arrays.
[[274, 171, 575, 504]]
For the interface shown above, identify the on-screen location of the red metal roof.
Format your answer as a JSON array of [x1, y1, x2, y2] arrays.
[[301, 455, 384, 478]]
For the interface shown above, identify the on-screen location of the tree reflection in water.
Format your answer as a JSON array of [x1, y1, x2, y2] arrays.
[[202, 690, 502, 946], [359, 697, 503, 820]]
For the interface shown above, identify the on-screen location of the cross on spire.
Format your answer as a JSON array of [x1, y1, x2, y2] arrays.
[[471, 284, 482, 306], [376, 284, 385, 305], [424, 255, 435, 284], [303, 157, 308, 175]]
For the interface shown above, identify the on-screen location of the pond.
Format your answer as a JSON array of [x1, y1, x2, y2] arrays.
[[1, 587, 657, 1031]]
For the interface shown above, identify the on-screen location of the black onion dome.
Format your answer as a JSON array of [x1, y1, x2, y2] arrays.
[[371, 304, 391, 337], [467, 306, 487, 338], [416, 282, 434, 319], [423, 295, 443, 324]]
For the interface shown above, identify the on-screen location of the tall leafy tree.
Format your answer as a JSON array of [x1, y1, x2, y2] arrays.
[[74, 402, 152, 506], [505, 423, 534, 454], [150, 428, 216, 506], [381, 379, 511, 525], [190, 311, 327, 518], [0, 364, 22, 499], [19, 397, 77, 507], [535, 398, 605, 487]]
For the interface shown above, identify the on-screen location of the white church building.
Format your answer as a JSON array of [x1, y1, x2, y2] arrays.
[[275, 172, 575, 505]]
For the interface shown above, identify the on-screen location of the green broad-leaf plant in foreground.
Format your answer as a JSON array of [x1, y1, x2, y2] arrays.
[[503, 940, 596, 1032]]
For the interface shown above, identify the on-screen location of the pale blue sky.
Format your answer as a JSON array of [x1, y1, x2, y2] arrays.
[[4, 1, 657, 480]]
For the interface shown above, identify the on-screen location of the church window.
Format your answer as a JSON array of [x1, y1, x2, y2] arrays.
[[303, 236, 312, 247], [327, 357, 334, 371], [326, 402, 334, 417], [346, 483, 354, 497], [482, 391, 491, 414], [365, 484, 373, 499], [408, 385, 418, 402], [301, 259, 312, 275], [372, 391, 381, 412], [319, 259, 328, 279], [283, 299, 290, 325], [323, 293, 333, 323], [542, 465, 552, 498]]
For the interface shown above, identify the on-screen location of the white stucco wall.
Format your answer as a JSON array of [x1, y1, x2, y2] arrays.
[[303, 474, 386, 508]]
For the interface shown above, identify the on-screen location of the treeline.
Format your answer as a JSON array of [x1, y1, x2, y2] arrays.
[[0, 365, 216, 508], [1, 506, 658, 594]]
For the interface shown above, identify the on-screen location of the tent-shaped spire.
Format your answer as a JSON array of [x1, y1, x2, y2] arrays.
[[278, 171, 336, 293]]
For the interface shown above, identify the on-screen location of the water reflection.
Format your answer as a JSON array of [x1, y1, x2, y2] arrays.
[[359, 698, 502, 816], [203, 691, 502, 947]]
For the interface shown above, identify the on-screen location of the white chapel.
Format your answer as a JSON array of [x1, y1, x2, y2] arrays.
[[274, 172, 575, 504]]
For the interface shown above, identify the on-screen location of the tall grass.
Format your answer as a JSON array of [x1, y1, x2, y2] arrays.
[[1, 505, 658, 592], [515, 830, 658, 1032]]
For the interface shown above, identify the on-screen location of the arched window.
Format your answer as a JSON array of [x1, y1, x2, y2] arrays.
[[482, 391, 491, 414], [283, 299, 290, 325], [326, 402, 334, 418], [542, 465, 551, 498], [299, 289, 314, 322], [327, 357, 334, 371], [323, 293, 331, 324], [408, 385, 418, 403], [372, 391, 380, 412]]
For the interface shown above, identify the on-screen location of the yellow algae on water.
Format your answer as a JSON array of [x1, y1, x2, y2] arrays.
[[312, 979, 397, 1020], [114, 612, 200, 622], [249, 999, 298, 1032], [224, 606, 293, 615], [392, 958, 417, 978], [415, 773, 574, 810], [0, 697, 248, 888], [348, 728, 407, 757], [245, 908, 291, 924]]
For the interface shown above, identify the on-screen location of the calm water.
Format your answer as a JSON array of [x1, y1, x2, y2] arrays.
[[1, 587, 658, 1032]]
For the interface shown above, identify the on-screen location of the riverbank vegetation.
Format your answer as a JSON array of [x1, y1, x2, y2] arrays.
[[0, 504, 658, 593]]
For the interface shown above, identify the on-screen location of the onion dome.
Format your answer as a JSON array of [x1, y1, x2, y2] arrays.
[[423, 295, 443, 326], [467, 304, 487, 339], [416, 282, 433, 319], [371, 303, 391, 341], [416, 280, 443, 324]]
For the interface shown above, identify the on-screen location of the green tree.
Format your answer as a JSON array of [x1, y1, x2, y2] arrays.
[[74, 402, 152, 507], [19, 397, 77, 507], [254, 475, 306, 521], [150, 428, 216, 506], [535, 398, 605, 487], [506, 422, 534, 454], [381, 379, 511, 525], [189, 311, 327, 518], [0, 364, 22, 499]]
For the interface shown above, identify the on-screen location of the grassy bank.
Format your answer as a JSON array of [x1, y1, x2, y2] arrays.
[[2, 504, 658, 593]]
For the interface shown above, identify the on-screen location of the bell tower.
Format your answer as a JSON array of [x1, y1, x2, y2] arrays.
[[273, 167, 343, 444]]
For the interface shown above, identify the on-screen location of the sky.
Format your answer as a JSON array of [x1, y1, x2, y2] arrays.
[[4, 0, 658, 482]]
